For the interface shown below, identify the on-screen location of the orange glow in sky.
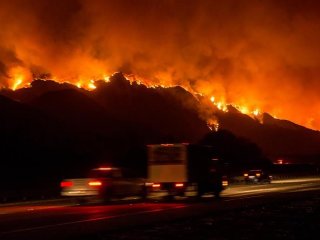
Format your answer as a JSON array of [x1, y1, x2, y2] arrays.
[[0, 0, 320, 129]]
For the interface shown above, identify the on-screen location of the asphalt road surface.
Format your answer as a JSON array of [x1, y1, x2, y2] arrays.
[[1, 177, 320, 240]]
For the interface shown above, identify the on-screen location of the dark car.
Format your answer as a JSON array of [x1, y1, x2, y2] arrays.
[[244, 170, 272, 184]]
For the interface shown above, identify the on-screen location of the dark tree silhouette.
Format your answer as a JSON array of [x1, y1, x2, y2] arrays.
[[199, 130, 271, 172]]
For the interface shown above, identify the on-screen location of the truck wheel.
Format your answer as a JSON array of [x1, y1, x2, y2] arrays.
[[164, 194, 174, 201], [162, 190, 174, 201]]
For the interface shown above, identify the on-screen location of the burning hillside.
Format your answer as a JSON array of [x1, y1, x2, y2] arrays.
[[1, 0, 320, 129], [1, 72, 320, 161]]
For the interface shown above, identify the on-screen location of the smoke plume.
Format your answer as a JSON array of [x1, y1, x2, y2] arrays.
[[0, 0, 320, 129]]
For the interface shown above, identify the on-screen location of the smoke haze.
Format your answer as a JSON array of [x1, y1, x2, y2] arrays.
[[0, 0, 320, 129]]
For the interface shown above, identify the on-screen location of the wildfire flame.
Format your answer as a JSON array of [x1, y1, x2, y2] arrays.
[[12, 78, 23, 91], [88, 80, 97, 90], [8, 66, 32, 91], [207, 118, 219, 132], [210, 96, 228, 113], [3, 71, 278, 129], [0, 1, 319, 130]]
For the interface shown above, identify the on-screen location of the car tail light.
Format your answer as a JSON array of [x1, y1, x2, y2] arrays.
[[61, 181, 73, 188], [152, 183, 161, 188], [88, 181, 102, 186], [98, 167, 112, 171], [223, 180, 229, 186], [175, 183, 184, 188]]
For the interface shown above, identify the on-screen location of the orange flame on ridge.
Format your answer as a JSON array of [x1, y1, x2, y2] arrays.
[[3, 71, 313, 130]]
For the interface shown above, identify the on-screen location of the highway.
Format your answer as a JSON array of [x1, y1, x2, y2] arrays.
[[1, 177, 320, 240]]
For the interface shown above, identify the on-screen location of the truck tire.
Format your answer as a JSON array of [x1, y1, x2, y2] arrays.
[[163, 189, 175, 201], [164, 194, 174, 201]]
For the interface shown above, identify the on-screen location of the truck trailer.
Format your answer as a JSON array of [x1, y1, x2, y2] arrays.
[[146, 143, 228, 199]]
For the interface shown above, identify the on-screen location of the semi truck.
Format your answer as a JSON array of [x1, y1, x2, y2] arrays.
[[146, 143, 228, 199]]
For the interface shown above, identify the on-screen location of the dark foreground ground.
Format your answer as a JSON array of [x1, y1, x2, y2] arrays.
[[77, 194, 320, 240]]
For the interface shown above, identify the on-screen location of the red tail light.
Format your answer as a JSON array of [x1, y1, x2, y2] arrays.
[[152, 183, 161, 188], [175, 183, 184, 188], [98, 167, 112, 171], [60, 181, 73, 188], [222, 180, 229, 187], [88, 181, 102, 186]]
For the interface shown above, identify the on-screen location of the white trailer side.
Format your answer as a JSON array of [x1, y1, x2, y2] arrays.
[[147, 144, 188, 183]]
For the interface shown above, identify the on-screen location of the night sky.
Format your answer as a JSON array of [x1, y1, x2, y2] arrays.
[[0, 0, 320, 129]]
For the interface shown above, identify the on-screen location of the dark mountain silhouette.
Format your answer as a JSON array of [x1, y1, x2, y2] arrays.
[[0, 73, 210, 185], [200, 130, 271, 171], [0, 80, 79, 103], [1, 72, 320, 197], [0, 94, 72, 192], [216, 106, 320, 163], [1, 73, 320, 164], [30, 88, 111, 129], [91, 73, 208, 143], [0, 73, 319, 168]]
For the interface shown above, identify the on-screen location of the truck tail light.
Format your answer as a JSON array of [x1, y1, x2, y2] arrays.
[[60, 181, 73, 188], [152, 183, 161, 188], [175, 183, 184, 188], [244, 173, 248, 177], [88, 181, 102, 186]]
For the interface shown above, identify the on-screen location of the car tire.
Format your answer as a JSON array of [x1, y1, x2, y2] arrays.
[[102, 187, 114, 204], [76, 198, 88, 205]]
